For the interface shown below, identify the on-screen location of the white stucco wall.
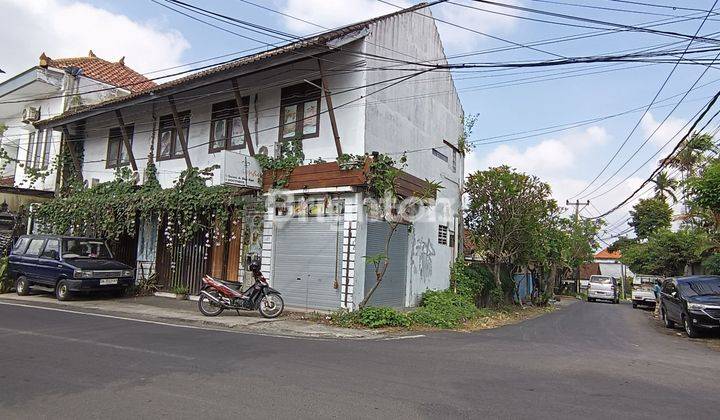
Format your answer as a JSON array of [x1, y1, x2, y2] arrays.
[[10, 70, 126, 191], [78, 47, 368, 187], [362, 10, 464, 303]]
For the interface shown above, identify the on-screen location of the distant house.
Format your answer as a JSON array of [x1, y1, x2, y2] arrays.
[[594, 247, 634, 279], [0, 51, 154, 191]]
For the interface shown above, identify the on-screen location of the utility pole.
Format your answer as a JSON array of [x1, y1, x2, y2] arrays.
[[566, 200, 590, 294]]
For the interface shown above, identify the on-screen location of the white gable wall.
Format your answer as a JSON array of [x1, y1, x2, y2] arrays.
[[361, 10, 464, 305]]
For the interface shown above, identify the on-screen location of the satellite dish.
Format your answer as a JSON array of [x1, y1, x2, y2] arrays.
[[258, 146, 269, 156]]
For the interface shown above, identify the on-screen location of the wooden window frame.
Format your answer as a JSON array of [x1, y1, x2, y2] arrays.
[[106, 125, 134, 169], [278, 80, 321, 142], [157, 111, 191, 161], [209, 98, 248, 153]]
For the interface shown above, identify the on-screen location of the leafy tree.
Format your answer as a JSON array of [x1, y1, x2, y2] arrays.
[[628, 198, 672, 240], [465, 166, 556, 294], [702, 254, 720, 275], [687, 158, 720, 230], [619, 229, 704, 276], [667, 132, 716, 179], [608, 236, 635, 253], [650, 171, 678, 203]]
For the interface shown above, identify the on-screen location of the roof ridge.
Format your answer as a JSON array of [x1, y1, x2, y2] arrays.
[[37, 2, 433, 125]]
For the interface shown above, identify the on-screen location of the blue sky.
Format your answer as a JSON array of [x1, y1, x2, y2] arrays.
[[3, 0, 717, 239]]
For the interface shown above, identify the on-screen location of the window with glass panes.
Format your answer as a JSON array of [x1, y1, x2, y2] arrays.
[[106, 125, 133, 169], [25, 132, 36, 168], [41, 128, 52, 169], [279, 80, 321, 141], [157, 111, 190, 160], [209, 99, 248, 153]]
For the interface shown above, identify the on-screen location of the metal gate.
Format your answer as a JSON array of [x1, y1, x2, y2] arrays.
[[155, 225, 209, 295], [363, 220, 409, 307], [272, 217, 343, 310]]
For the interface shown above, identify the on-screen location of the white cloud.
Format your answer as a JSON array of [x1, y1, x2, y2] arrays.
[[640, 112, 687, 149], [0, 0, 190, 82], [465, 126, 613, 208], [276, 0, 520, 54]]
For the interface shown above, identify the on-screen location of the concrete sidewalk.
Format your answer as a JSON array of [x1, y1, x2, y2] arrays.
[[0, 293, 385, 340]]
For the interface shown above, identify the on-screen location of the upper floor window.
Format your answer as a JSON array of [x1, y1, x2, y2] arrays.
[[438, 225, 448, 245], [209, 99, 247, 153], [279, 80, 320, 141], [107, 125, 134, 169], [432, 148, 448, 163], [24, 129, 52, 170], [158, 111, 190, 160], [25, 132, 36, 168]]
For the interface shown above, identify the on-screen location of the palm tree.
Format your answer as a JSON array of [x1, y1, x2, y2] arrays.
[[668, 132, 716, 178], [651, 171, 678, 203]]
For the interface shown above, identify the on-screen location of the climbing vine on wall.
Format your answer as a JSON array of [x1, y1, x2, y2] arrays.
[[32, 164, 262, 247]]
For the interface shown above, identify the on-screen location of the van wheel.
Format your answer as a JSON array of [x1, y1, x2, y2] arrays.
[[55, 280, 71, 301], [16, 276, 30, 296], [632, 302, 637, 308]]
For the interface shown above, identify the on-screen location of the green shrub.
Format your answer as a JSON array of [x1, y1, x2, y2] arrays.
[[0, 256, 11, 293], [330, 307, 410, 328], [329, 309, 361, 327], [702, 254, 720, 275], [357, 306, 410, 328], [408, 289, 477, 328]]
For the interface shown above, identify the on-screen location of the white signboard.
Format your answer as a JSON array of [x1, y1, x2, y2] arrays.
[[215, 150, 262, 189]]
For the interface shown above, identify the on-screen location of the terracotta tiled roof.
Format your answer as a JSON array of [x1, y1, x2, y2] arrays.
[[595, 248, 622, 260], [42, 51, 155, 92]]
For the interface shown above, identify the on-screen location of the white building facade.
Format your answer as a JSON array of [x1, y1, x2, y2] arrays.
[[36, 6, 464, 310]]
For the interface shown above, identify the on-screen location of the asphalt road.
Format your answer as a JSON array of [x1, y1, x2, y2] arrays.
[[0, 299, 718, 420]]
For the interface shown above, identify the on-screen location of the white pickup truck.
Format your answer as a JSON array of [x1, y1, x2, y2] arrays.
[[631, 275, 662, 308]]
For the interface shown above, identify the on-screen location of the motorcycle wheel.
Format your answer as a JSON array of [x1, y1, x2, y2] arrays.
[[259, 293, 284, 319], [198, 292, 224, 317]]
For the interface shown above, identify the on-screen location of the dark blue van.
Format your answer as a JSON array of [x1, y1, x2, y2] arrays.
[[8, 235, 134, 301]]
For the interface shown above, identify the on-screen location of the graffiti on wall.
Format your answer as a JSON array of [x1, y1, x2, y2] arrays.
[[410, 235, 435, 282]]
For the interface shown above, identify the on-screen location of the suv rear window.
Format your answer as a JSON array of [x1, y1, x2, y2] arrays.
[[24, 239, 45, 256]]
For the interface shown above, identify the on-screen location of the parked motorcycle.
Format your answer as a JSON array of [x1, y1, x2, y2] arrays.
[[197, 262, 284, 318]]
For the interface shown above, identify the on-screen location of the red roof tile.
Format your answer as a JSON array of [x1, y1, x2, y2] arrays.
[[595, 248, 622, 260], [43, 52, 155, 92]]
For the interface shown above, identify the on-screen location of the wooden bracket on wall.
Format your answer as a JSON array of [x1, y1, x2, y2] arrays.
[[114, 110, 138, 171], [167, 95, 193, 169], [231, 78, 255, 156], [61, 125, 83, 182], [318, 59, 343, 158]]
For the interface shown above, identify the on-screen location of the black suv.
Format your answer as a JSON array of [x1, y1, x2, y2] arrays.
[[659, 275, 720, 338], [8, 235, 134, 301]]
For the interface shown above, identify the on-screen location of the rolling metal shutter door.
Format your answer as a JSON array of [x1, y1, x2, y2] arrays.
[[364, 221, 408, 307], [272, 217, 342, 310]]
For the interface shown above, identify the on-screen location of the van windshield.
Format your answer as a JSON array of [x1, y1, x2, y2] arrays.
[[62, 239, 113, 259], [590, 276, 612, 284]]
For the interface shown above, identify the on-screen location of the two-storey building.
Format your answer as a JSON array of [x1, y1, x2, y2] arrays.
[[34, 4, 464, 310], [0, 51, 154, 190]]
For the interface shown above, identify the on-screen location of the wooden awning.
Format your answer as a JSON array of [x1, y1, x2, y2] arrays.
[[262, 160, 435, 199]]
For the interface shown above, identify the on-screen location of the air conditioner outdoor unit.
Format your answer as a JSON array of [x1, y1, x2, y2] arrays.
[[21, 106, 40, 124]]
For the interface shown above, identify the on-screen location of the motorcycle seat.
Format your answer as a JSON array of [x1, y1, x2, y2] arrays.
[[208, 275, 243, 290]]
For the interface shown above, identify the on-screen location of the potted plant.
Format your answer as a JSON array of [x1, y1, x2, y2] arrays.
[[171, 284, 189, 300]]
